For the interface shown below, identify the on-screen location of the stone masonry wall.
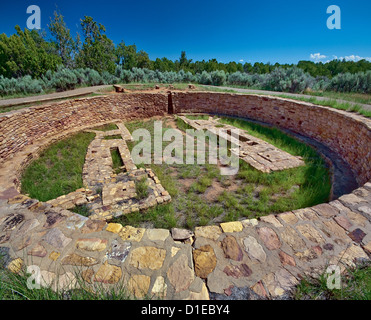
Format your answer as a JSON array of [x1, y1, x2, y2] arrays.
[[0, 91, 370, 300], [0, 93, 168, 164], [171, 92, 371, 186], [0, 91, 370, 189]]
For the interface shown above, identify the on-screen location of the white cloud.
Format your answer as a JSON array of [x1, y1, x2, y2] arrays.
[[239, 59, 244, 62], [343, 55, 371, 62], [310, 53, 327, 61], [310, 53, 371, 63]]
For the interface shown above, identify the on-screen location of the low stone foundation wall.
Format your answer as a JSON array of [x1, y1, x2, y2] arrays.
[[171, 92, 371, 186], [0, 93, 168, 164], [2, 91, 369, 187], [0, 91, 370, 300]]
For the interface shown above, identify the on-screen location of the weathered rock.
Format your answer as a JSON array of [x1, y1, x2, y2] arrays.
[[293, 208, 318, 221], [0, 247, 11, 267], [241, 219, 258, 228], [348, 228, 366, 243], [129, 246, 166, 270], [43, 211, 65, 229], [318, 220, 350, 240], [7, 194, 29, 204], [221, 235, 243, 261], [61, 253, 98, 266], [106, 240, 131, 263], [1, 213, 25, 232], [105, 223, 123, 234], [128, 274, 151, 298], [171, 228, 194, 240], [194, 225, 222, 241], [242, 236, 266, 263], [119, 226, 145, 242], [146, 228, 170, 241], [259, 215, 283, 228], [76, 238, 108, 251], [94, 262, 122, 284], [39, 270, 56, 288], [337, 244, 369, 267], [7, 258, 23, 274], [80, 219, 106, 234], [167, 254, 194, 293], [279, 251, 296, 266], [257, 227, 281, 250], [43, 228, 72, 249], [294, 247, 321, 262], [49, 251, 61, 261], [0, 233, 11, 244], [263, 268, 298, 297], [251, 281, 268, 298], [312, 203, 338, 218], [277, 212, 298, 225], [323, 243, 334, 251], [81, 269, 94, 283], [13, 219, 39, 238], [171, 246, 180, 257], [363, 241, 371, 254], [220, 221, 243, 233], [66, 214, 88, 230], [151, 276, 167, 298], [334, 215, 353, 231], [280, 226, 306, 251], [186, 282, 210, 300], [223, 264, 252, 278], [14, 235, 32, 251], [193, 245, 217, 279], [296, 224, 325, 244]]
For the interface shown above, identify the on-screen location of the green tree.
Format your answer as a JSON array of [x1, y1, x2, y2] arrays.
[[76, 16, 116, 73], [0, 26, 60, 78], [48, 10, 76, 68], [137, 50, 151, 69]]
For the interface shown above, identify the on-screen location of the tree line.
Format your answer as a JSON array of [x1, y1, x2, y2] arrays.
[[1, 10, 371, 80]]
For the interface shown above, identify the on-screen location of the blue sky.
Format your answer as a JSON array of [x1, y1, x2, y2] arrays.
[[0, 0, 370, 64]]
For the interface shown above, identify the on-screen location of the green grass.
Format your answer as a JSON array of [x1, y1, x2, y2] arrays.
[[0, 264, 136, 300], [91, 123, 118, 131], [0, 94, 100, 114], [304, 90, 371, 105], [21, 131, 96, 202], [110, 147, 124, 174], [276, 94, 371, 118], [103, 134, 122, 140], [70, 204, 91, 217], [114, 116, 331, 229], [135, 176, 149, 200], [294, 264, 371, 300]]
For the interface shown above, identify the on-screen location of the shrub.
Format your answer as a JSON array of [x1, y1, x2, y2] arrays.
[[329, 71, 371, 93], [15, 75, 43, 94], [210, 70, 227, 86], [262, 66, 314, 93], [83, 68, 104, 86], [198, 71, 212, 85], [51, 67, 78, 91], [101, 71, 119, 84], [0, 75, 43, 96], [131, 67, 146, 82]]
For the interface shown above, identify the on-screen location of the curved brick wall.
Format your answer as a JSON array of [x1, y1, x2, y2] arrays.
[[0, 91, 370, 300], [0, 91, 370, 193], [171, 92, 371, 186]]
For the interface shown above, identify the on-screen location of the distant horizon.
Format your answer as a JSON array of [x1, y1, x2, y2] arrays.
[[1, 0, 370, 65]]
